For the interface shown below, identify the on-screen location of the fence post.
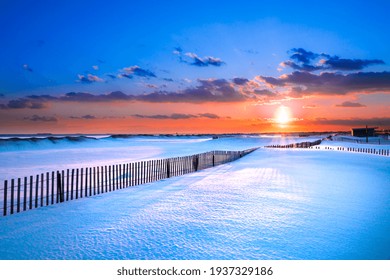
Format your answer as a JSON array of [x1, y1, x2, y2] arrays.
[[57, 171, 64, 203], [10, 179, 14, 214], [193, 155, 199, 171], [3, 180, 7, 216], [29, 176, 33, 209], [76, 168, 79, 199], [23, 177, 27, 211], [17, 178, 21, 213], [35, 175, 39, 208], [167, 159, 171, 178], [51, 171, 55, 205]]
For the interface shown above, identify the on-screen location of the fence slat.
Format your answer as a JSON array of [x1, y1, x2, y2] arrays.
[[29, 176, 33, 209], [35, 175, 39, 208], [76, 168, 79, 199], [3, 181, 7, 216], [23, 177, 27, 211], [17, 178, 21, 213], [51, 172, 55, 205], [11, 179, 15, 214]]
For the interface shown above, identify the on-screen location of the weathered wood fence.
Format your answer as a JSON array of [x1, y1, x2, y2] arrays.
[[266, 139, 390, 156], [310, 145, 390, 156], [265, 140, 322, 149], [1, 148, 257, 217]]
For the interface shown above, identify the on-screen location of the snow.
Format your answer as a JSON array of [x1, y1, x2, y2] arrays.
[[0, 135, 389, 260], [0, 135, 322, 184]]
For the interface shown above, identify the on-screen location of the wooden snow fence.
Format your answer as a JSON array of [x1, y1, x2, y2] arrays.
[[265, 139, 390, 157], [265, 139, 322, 149], [1, 148, 257, 217]]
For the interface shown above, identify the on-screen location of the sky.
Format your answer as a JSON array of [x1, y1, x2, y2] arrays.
[[0, 0, 390, 134]]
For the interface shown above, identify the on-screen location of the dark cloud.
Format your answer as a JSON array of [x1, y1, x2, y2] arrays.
[[282, 48, 385, 72], [121, 66, 156, 78], [260, 71, 390, 95], [232, 78, 249, 85], [0, 98, 46, 109], [289, 48, 319, 64], [253, 89, 277, 96], [70, 114, 97, 119], [184, 52, 225, 67], [312, 117, 390, 127], [118, 73, 133, 79], [280, 60, 322, 72], [198, 113, 220, 119], [322, 57, 385, 71], [24, 115, 57, 122], [1, 78, 250, 107], [133, 113, 221, 120], [336, 101, 366, 107], [135, 79, 250, 103]]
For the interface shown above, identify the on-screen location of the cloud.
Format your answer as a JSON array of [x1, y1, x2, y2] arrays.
[[134, 78, 253, 103], [0, 98, 46, 109], [184, 52, 225, 67], [312, 117, 390, 127], [107, 74, 117, 79], [289, 48, 319, 64], [24, 115, 57, 122], [118, 73, 133, 79], [92, 65, 99, 70], [281, 48, 385, 72], [232, 78, 249, 85], [173, 47, 183, 55], [302, 104, 318, 109], [77, 74, 104, 83], [322, 57, 385, 71], [198, 113, 220, 119], [121, 66, 156, 78], [132, 113, 221, 120], [23, 64, 33, 72], [0, 77, 270, 109], [336, 101, 366, 107], [69, 114, 97, 119], [259, 71, 390, 95]]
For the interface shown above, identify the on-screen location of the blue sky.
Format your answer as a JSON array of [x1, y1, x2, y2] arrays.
[[1, 0, 389, 133]]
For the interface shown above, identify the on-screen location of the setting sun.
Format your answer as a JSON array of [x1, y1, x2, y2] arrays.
[[275, 105, 292, 124]]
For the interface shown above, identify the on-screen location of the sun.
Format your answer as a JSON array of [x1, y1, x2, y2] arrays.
[[275, 105, 292, 124]]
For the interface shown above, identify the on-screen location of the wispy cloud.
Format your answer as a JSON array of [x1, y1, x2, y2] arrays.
[[121, 65, 156, 78], [336, 101, 366, 107], [184, 52, 225, 67], [23, 64, 33, 72], [132, 113, 221, 120], [69, 114, 97, 119], [77, 74, 104, 83], [173, 48, 225, 67], [24, 115, 57, 122], [0, 98, 46, 109]]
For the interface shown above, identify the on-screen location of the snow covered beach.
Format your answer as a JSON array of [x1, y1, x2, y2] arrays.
[[0, 135, 389, 260]]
